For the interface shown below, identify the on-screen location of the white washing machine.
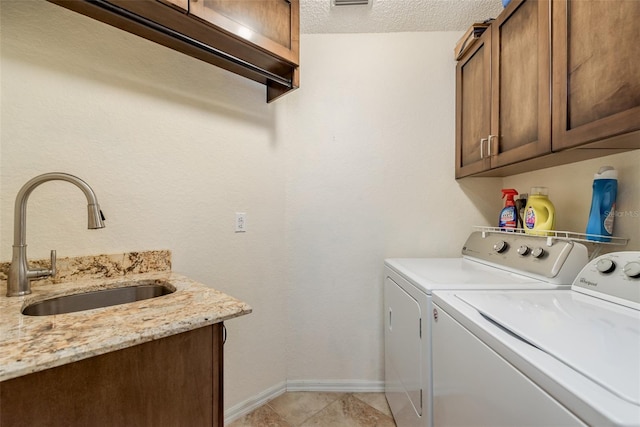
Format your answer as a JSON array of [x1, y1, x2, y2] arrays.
[[384, 230, 590, 427], [431, 251, 640, 426]]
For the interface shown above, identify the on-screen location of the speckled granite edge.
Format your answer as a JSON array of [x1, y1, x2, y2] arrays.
[[0, 251, 252, 382], [0, 250, 171, 285]]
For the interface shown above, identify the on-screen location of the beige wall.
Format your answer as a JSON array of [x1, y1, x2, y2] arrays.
[[281, 32, 500, 383], [1, 0, 638, 415]]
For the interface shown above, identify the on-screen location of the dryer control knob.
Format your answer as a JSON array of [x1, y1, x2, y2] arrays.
[[531, 247, 545, 258], [494, 241, 508, 253], [623, 261, 640, 278], [596, 258, 616, 274], [517, 245, 530, 256]]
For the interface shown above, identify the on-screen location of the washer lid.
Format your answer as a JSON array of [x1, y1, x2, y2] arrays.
[[458, 290, 640, 406]]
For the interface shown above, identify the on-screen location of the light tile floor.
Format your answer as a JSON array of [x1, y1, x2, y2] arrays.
[[228, 391, 397, 426]]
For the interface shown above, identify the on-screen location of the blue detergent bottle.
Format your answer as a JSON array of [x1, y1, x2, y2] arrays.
[[586, 166, 618, 242]]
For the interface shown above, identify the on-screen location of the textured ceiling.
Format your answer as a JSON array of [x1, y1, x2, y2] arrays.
[[300, 0, 504, 34]]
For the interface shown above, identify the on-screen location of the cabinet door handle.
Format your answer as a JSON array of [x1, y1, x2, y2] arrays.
[[480, 138, 488, 159], [488, 135, 497, 156]]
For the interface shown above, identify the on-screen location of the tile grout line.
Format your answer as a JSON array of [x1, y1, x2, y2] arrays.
[[268, 392, 349, 427], [232, 392, 395, 427], [293, 393, 342, 427], [351, 394, 396, 424], [264, 402, 291, 426], [299, 392, 347, 426]]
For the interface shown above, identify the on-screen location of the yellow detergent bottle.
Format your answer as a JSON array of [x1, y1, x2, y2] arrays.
[[523, 187, 556, 236]]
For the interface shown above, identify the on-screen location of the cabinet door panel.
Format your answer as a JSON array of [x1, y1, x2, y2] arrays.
[[552, 0, 640, 150], [490, 0, 551, 168], [567, 2, 638, 127], [205, 0, 291, 47], [455, 29, 492, 178], [190, 0, 299, 65], [498, 0, 539, 152]]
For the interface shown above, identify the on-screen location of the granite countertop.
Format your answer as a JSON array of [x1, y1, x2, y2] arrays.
[[0, 251, 252, 382]]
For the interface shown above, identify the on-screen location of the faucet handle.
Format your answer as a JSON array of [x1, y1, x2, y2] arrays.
[[25, 249, 57, 281], [50, 250, 57, 277]]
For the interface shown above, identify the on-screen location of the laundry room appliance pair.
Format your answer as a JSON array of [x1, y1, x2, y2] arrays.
[[384, 230, 591, 427]]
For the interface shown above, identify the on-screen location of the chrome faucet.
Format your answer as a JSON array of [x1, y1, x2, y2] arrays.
[[6, 173, 105, 297]]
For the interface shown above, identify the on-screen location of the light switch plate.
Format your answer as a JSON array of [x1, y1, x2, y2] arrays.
[[235, 212, 246, 232]]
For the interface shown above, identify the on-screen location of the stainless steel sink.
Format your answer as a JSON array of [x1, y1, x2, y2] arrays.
[[22, 281, 175, 316]]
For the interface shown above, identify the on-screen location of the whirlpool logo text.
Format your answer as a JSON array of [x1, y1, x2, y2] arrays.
[[580, 278, 598, 287]]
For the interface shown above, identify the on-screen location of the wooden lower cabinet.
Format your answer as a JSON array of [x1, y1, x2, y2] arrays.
[[0, 324, 224, 427]]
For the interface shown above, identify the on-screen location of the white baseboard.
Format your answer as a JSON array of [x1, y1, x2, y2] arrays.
[[224, 381, 286, 425], [224, 379, 384, 425], [285, 379, 385, 392]]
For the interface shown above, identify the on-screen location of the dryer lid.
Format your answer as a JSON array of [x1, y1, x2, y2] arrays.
[[458, 290, 640, 406]]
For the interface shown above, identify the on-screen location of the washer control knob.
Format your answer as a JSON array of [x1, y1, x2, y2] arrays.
[[494, 241, 508, 253], [596, 258, 616, 274], [623, 261, 640, 278], [531, 247, 545, 259], [517, 245, 530, 256]]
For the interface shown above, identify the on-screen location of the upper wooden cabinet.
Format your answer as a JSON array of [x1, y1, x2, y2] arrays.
[[48, 0, 300, 102], [456, 0, 551, 178], [552, 0, 640, 150], [189, 0, 299, 101], [455, 26, 492, 177], [190, 0, 298, 64], [456, 0, 640, 178]]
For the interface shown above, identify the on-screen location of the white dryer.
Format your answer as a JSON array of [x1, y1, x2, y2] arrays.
[[384, 230, 589, 427], [432, 251, 640, 426]]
